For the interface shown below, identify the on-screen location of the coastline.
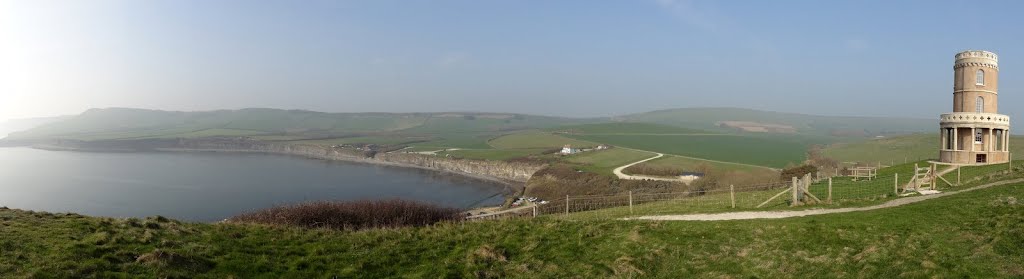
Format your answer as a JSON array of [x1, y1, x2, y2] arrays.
[[154, 147, 527, 195], [12, 140, 543, 207]]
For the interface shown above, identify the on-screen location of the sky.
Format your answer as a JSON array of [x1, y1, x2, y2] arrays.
[[2, 0, 1023, 122]]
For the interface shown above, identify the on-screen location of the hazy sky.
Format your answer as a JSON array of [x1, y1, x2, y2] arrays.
[[2, 0, 1023, 122]]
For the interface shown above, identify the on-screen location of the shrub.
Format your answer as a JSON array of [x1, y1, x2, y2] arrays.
[[780, 164, 817, 181], [227, 199, 462, 230]]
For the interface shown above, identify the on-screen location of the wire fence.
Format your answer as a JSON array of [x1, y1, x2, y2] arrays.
[[474, 160, 1023, 220]]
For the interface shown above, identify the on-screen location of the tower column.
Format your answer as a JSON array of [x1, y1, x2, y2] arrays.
[[941, 128, 947, 150], [953, 128, 958, 151], [971, 127, 976, 152], [989, 129, 994, 151]]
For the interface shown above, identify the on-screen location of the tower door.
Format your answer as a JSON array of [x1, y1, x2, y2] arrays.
[[977, 154, 987, 163]]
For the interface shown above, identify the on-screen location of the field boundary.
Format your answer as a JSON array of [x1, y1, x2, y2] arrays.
[[628, 177, 1024, 221]]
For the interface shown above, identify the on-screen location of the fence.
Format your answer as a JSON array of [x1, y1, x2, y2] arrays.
[[468, 160, 1022, 220]]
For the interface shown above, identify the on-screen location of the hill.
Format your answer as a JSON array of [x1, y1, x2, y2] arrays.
[[2, 176, 1023, 277], [3, 108, 599, 141], [620, 107, 934, 138], [0, 116, 71, 138], [824, 133, 1024, 164]]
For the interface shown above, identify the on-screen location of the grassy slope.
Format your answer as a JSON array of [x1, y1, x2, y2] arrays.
[[487, 132, 597, 149], [631, 155, 764, 173], [563, 161, 1022, 220], [4, 108, 597, 144], [568, 134, 805, 168], [564, 148, 656, 174], [547, 122, 707, 134], [825, 133, 1024, 164], [438, 149, 547, 161], [3, 179, 1024, 277], [621, 107, 934, 137]]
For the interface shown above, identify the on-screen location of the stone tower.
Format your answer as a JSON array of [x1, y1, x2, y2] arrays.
[[940, 50, 1010, 164]]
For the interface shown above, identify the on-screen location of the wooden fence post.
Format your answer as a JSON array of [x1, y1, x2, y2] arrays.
[[827, 177, 833, 204], [532, 205, 537, 217], [730, 185, 735, 208], [931, 164, 936, 189], [791, 177, 798, 206], [628, 191, 634, 215], [894, 173, 899, 195], [565, 195, 569, 216]]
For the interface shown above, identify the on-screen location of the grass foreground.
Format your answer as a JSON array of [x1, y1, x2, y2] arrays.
[[3, 179, 1024, 277]]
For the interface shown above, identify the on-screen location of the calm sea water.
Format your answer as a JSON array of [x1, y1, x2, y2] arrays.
[[0, 147, 507, 222]]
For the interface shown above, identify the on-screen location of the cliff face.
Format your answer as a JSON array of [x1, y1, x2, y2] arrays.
[[36, 138, 545, 183], [180, 139, 546, 182]]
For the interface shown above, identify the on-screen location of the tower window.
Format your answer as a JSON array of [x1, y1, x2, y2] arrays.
[[977, 69, 985, 85], [977, 96, 985, 112], [975, 129, 983, 143]]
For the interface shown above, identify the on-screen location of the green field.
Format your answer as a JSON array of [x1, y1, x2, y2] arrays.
[[824, 133, 1024, 164], [548, 122, 707, 134], [292, 136, 432, 146], [3, 171, 1024, 277], [631, 155, 767, 173], [622, 107, 935, 138], [487, 132, 597, 149], [567, 134, 806, 168], [564, 148, 656, 174], [437, 149, 546, 161]]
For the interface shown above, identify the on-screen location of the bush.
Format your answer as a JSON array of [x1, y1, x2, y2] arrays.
[[780, 164, 817, 181], [525, 165, 688, 201], [227, 199, 462, 230]]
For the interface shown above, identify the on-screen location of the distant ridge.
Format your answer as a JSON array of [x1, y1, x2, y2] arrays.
[[3, 108, 601, 141], [3, 107, 935, 141], [618, 107, 933, 137]]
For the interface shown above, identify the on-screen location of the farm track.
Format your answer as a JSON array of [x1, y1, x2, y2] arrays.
[[611, 152, 695, 183], [628, 178, 1024, 221]]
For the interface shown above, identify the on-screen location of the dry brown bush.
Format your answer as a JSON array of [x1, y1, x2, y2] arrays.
[[227, 199, 461, 230]]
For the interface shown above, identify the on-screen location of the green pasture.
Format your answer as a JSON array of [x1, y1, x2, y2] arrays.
[[563, 148, 656, 175], [488, 131, 597, 149], [567, 134, 807, 168], [548, 122, 708, 134]]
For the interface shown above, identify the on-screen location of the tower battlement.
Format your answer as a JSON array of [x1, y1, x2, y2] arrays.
[[955, 50, 999, 69]]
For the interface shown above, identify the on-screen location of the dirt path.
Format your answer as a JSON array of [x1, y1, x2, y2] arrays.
[[611, 152, 696, 183], [628, 178, 1024, 221]]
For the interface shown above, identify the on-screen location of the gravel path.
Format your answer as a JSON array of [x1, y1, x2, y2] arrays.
[[629, 178, 1024, 221], [610, 152, 698, 183]]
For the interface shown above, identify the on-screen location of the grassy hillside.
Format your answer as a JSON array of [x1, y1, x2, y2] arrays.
[[4, 108, 598, 143], [3, 177, 1024, 277], [622, 107, 933, 138], [824, 133, 1024, 164], [487, 131, 597, 149], [567, 134, 805, 168], [548, 122, 707, 134], [564, 148, 656, 174]]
